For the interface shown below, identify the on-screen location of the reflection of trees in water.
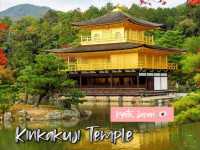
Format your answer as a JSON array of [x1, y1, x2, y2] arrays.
[[1, 122, 200, 150], [170, 123, 200, 150], [1, 102, 200, 150], [65, 127, 171, 150], [0, 129, 64, 150]]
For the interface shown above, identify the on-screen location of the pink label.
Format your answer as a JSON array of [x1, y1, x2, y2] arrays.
[[110, 107, 174, 122]]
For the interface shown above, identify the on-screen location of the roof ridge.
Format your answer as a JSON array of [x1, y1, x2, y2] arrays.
[[72, 10, 163, 28], [117, 11, 163, 27]]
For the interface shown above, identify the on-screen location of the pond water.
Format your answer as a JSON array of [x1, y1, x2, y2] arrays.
[[0, 100, 200, 150]]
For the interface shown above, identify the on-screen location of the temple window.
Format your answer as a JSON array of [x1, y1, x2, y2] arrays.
[[93, 33, 100, 40], [115, 32, 122, 39]]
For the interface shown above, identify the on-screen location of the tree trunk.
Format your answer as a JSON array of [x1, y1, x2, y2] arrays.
[[24, 84, 28, 104], [34, 94, 45, 107], [24, 93, 28, 104]]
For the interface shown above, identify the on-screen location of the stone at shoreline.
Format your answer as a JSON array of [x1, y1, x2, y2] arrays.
[[63, 108, 80, 119], [17, 110, 31, 121], [11, 104, 92, 122], [30, 116, 48, 122], [81, 110, 92, 119], [46, 111, 62, 120], [17, 110, 27, 117]]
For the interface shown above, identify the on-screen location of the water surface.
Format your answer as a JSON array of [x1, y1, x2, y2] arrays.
[[0, 101, 200, 150]]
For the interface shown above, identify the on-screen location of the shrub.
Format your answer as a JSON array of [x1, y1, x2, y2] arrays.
[[175, 107, 200, 124], [0, 104, 10, 114], [173, 92, 200, 114]]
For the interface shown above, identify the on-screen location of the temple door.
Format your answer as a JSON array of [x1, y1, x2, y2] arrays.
[[146, 77, 154, 90]]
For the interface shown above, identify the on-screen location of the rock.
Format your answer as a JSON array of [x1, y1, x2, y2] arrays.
[[4, 112, 12, 122], [17, 110, 30, 121], [63, 108, 80, 119], [18, 110, 27, 117], [26, 114, 31, 121], [46, 111, 62, 120], [81, 110, 92, 119], [30, 117, 48, 122]]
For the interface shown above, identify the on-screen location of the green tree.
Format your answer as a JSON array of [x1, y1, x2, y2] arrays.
[[43, 10, 59, 25], [183, 36, 200, 53], [17, 54, 84, 107], [155, 30, 184, 48], [83, 6, 101, 20], [0, 17, 12, 26], [100, 2, 114, 14], [181, 54, 200, 87], [8, 16, 41, 70]]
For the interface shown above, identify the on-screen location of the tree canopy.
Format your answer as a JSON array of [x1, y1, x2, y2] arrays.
[[16, 53, 78, 106]]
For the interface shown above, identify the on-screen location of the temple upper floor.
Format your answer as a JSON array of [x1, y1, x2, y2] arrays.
[[72, 8, 164, 46], [80, 28, 155, 45]]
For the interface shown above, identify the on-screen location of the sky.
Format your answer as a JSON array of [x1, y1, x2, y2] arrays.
[[0, 0, 187, 12]]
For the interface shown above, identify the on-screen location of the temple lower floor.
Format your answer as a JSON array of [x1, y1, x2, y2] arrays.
[[70, 72, 168, 91]]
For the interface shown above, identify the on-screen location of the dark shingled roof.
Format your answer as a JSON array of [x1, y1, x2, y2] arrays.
[[72, 11, 164, 28], [47, 43, 182, 53]]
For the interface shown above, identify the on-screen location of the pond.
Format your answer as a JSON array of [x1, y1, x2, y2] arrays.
[[0, 100, 200, 150]]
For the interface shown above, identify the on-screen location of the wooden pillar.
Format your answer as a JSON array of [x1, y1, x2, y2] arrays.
[[145, 76, 148, 90], [91, 77, 94, 87], [130, 76, 133, 88], [137, 73, 139, 88], [79, 72, 82, 88], [110, 71, 113, 88], [87, 77, 90, 88]]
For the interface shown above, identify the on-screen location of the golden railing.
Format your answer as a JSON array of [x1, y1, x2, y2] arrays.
[[81, 35, 126, 45], [81, 31, 154, 45], [63, 62, 177, 72], [167, 63, 177, 70]]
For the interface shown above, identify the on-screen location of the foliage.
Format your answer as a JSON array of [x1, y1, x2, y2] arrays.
[[0, 84, 19, 104], [173, 92, 200, 124], [173, 92, 200, 114], [181, 54, 200, 73], [183, 36, 200, 53], [0, 67, 14, 84], [1, 3, 198, 75], [154, 30, 184, 48], [17, 53, 83, 107], [179, 18, 198, 36], [175, 107, 200, 124], [61, 89, 85, 109], [0, 2, 199, 113], [0, 104, 10, 114], [0, 48, 7, 65], [181, 54, 200, 87], [187, 0, 200, 6]]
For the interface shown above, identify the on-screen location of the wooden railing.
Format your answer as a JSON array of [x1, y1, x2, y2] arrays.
[[63, 62, 177, 72], [81, 35, 126, 45], [138, 63, 177, 70], [81, 88, 145, 96], [81, 88, 175, 96], [167, 63, 177, 70], [81, 31, 154, 45]]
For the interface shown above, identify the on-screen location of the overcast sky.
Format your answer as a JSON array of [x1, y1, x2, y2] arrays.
[[0, 0, 187, 12]]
